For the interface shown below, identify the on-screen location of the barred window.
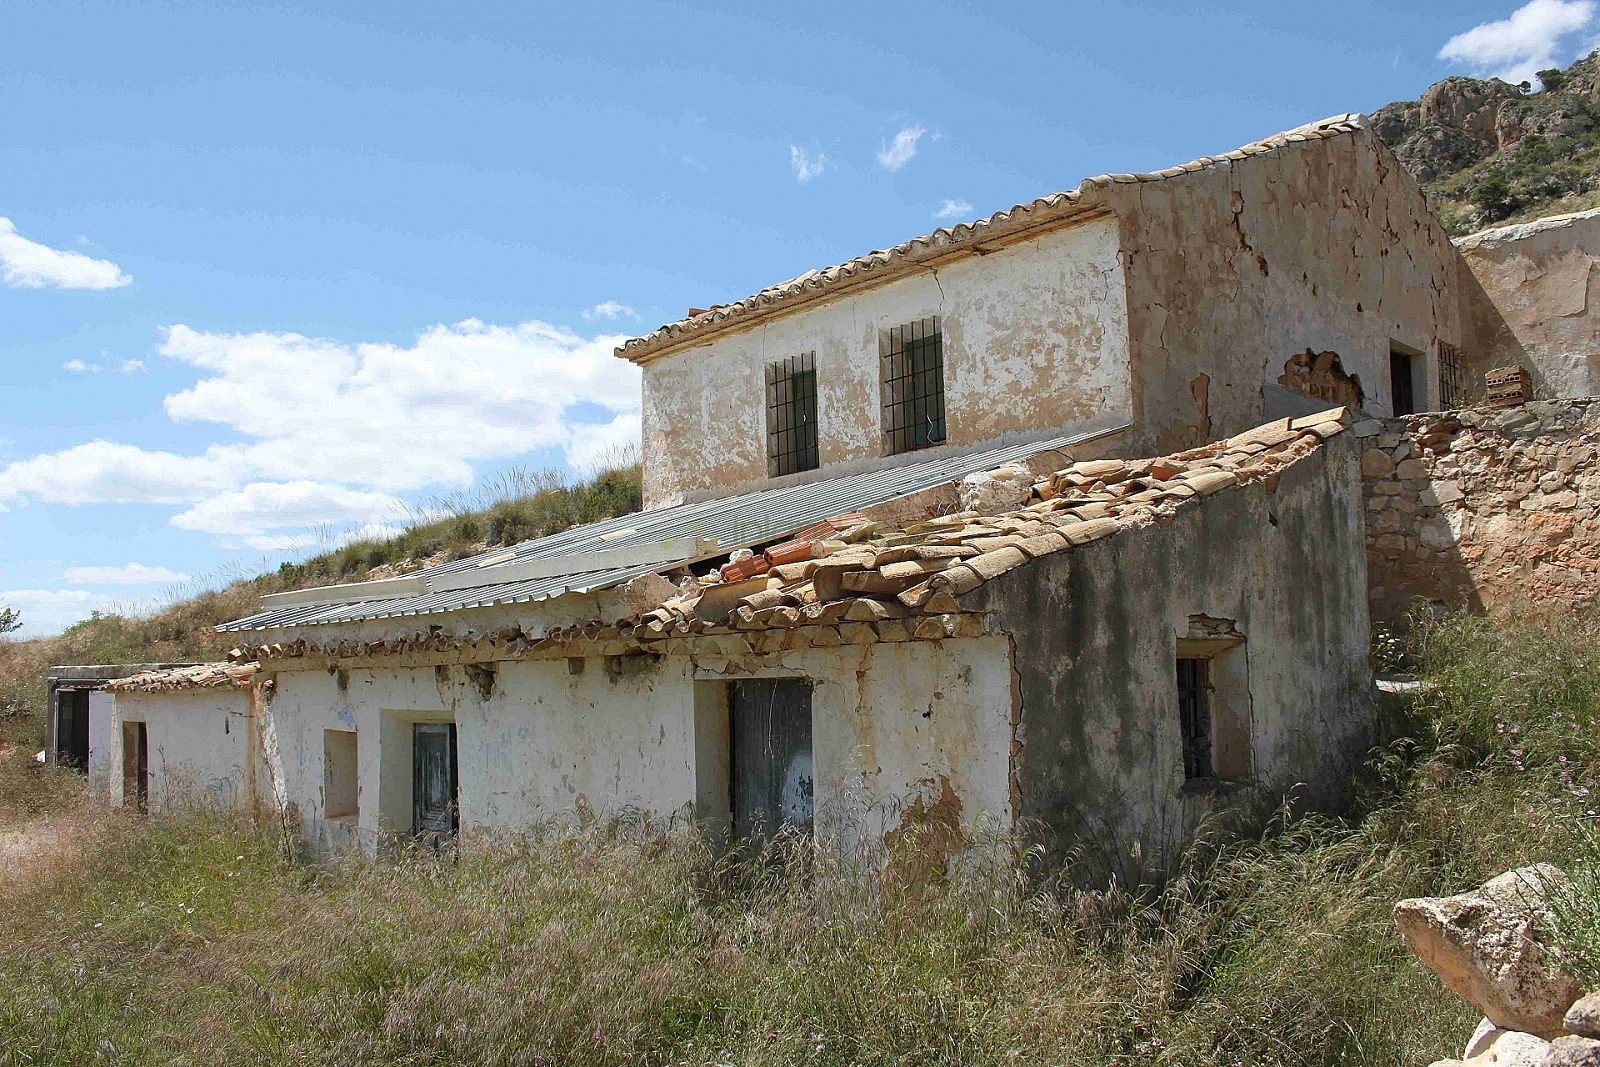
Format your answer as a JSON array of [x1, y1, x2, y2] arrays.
[[881, 316, 947, 456], [1177, 657, 1213, 781], [766, 352, 819, 478], [1438, 341, 1467, 409]]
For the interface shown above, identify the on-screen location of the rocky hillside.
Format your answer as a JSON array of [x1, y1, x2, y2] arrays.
[[1374, 53, 1600, 234]]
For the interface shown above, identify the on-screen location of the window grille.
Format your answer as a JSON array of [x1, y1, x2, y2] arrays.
[[766, 352, 819, 478], [1177, 657, 1213, 781], [1438, 341, 1467, 409], [881, 316, 947, 456]]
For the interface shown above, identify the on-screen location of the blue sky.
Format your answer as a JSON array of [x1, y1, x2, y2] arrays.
[[1, 0, 1591, 637]]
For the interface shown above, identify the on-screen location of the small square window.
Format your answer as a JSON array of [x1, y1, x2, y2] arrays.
[[881, 317, 947, 456], [1177, 657, 1213, 781], [766, 353, 820, 477]]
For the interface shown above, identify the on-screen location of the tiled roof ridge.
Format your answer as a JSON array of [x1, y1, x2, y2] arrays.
[[617, 115, 1365, 364], [236, 409, 1351, 667], [106, 662, 259, 693]]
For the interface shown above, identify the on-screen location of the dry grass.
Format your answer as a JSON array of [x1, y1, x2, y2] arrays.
[[0, 606, 1595, 1065]]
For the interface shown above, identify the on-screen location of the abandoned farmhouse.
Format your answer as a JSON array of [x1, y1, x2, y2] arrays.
[[46, 113, 1600, 870]]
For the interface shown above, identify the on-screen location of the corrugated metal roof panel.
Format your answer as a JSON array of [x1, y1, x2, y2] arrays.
[[218, 426, 1126, 632]]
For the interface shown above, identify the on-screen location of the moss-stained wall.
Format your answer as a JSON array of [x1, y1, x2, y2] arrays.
[[970, 436, 1374, 878]]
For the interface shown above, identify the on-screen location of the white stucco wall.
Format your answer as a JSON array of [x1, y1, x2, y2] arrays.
[[267, 636, 1016, 856], [639, 216, 1131, 506], [106, 688, 255, 811], [87, 690, 116, 794]]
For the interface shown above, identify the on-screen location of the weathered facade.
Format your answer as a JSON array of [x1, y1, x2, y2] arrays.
[[1456, 210, 1600, 401], [178, 407, 1372, 873], [623, 116, 1486, 508]]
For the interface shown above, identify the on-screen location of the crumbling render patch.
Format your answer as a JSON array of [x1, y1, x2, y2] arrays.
[[1278, 349, 1365, 409]]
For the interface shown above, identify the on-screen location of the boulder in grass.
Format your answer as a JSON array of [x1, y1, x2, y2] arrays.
[[1394, 864, 1583, 1039]]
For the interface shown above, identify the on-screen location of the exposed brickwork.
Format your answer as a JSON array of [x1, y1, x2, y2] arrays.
[[1359, 398, 1600, 625]]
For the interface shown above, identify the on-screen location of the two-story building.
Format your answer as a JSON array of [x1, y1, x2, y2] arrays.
[[67, 114, 1478, 875]]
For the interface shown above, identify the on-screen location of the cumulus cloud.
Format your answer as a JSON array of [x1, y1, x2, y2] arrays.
[[0, 440, 240, 506], [120, 359, 146, 374], [789, 145, 828, 183], [64, 563, 193, 586], [877, 125, 928, 171], [1439, 0, 1596, 84], [934, 198, 975, 220], [582, 300, 637, 321], [0, 218, 131, 290], [63, 359, 101, 374], [3, 316, 641, 549]]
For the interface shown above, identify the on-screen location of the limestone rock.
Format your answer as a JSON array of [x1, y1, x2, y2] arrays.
[[1547, 1036, 1600, 1066], [959, 462, 1033, 514], [1461, 1023, 1549, 1065], [1394, 865, 1583, 1038], [1566, 994, 1600, 1039]]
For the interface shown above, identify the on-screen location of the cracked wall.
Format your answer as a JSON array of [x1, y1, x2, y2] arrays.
[[969, 435, 1374, 878], [639, 216, 1132, 507], [1455, 210, 1600, 399], [1112, 126, 1478, 454], [266, 637, 1014, 857]]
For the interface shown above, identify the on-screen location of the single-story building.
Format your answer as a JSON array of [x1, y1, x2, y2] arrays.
[[209, 406, 1371, 873]]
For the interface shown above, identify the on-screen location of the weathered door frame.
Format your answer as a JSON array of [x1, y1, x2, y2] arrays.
[[728, 677, 815, 844], [411, 721, 459, 844]]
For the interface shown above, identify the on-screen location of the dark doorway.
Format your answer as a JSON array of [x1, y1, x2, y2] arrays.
[[730, 679, 814, 842], [1390, 346, 1419, 416], [1177, 657, 1213, 781], [412, 722, 459, 843], [55, 690, 90, 771], [122, 721, 148, 812]]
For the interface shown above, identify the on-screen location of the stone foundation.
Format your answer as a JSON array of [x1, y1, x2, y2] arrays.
[[1359, 398, 1600, 626]]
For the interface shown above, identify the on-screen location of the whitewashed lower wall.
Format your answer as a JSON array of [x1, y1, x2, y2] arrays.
[[267, 636, 1016, 856], [105, 688, 255, 811]]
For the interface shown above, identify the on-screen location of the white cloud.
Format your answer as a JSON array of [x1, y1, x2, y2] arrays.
[[565, 411, 642, 474], [1439, 0, 1596, 84], [582, 300, 637, 321], [0, 440, 240, 506], [934, 198, 975, 220], [789, 145, 827, 183], [0, 588, 158, 639], [63, 359, 102, 374], [1, 316, 641, 548], [0, 217, 131, 290], [877, 125, 928, 171], [120, 359, 146, 374], [64, 563, 193, 586], [171, 482, 408, 538]]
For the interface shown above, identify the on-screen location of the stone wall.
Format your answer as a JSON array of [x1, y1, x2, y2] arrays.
[[1359, 398, 1600, 626]]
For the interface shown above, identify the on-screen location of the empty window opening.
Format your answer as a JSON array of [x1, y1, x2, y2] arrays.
[[122, 720, 148, 813], [766, 352, 820, 477], [412, 722, 458, 845], [55, 690, 90, 772], [881, 317, 947, 456], [1390, 342, 1421, 416], [324, 729, 359, 820], [1438, 341, 1467, 409], [729, 678, 814, 843], [1177, 657, 1213, 781]]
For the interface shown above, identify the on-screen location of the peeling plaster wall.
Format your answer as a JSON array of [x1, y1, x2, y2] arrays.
[[971, 437, 1373, 877], [1115, 127, 1475, 453], [106, 689, 256, 812], [639, 217, 1131, 507], [1456, 211, 1600, 398], [267, 637, 1014, 856]]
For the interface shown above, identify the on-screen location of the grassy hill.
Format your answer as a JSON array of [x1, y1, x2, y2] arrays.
[[1376, 53, 1600, 233]]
